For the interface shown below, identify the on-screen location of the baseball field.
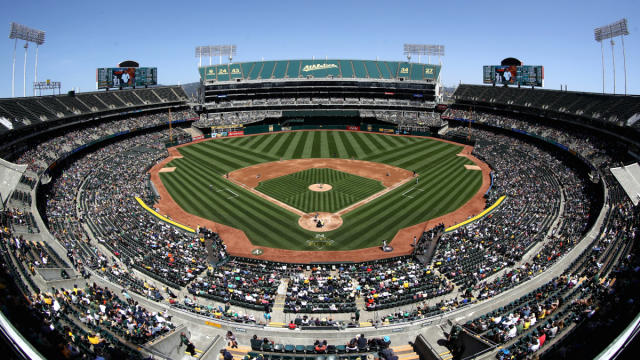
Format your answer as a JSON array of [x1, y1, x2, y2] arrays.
[[158, 130, 483, 251]]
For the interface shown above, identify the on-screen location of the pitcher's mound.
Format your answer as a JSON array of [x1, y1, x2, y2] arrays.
[[308, 184, 332, 192], [299, 212, 343, 232]]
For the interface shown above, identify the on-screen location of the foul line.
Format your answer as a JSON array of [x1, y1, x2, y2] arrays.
[[445, 195, 506, 232], [135, 197, 195, 233]]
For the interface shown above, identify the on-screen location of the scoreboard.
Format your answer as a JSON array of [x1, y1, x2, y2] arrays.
[[96, 67, 157, 89], [483, 65, 544, 87]]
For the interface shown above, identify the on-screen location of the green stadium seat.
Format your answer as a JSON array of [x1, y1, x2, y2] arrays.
[[378, 61, 392, 79], [260, 61, 276, 79], [272, 61, 288, 79], [339, 60, 354, 78], [351, 60, 368, 78], [286, 60, 301, 78], [364, 61, 381, 79]]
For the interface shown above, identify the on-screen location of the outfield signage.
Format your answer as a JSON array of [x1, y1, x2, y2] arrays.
[[302, 63, 338, 72], [228, 130, 244, 137], [346, 125, 360, 131]]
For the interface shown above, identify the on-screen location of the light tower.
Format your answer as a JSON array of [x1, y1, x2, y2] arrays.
[[9, 22, 45, 97], [195, 45, 237, 67], [594, 19, 630, 95], [403, 44, 445, 64]]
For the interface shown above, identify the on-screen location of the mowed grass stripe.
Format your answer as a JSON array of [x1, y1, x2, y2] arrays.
[[355, 131, 380, 154], [337, 131, 357, 158], [342, 131, 366, 158], [243, 132, 272, 149], [177, 147, 229, 173], [182, 144, 253, 170], [291, 131, 310, 158], [367, 139, 450, 164], [373, 133, 401, 149], [205, 140, 278, 163], [255, 133, 282, 153], [165, 171, 299, 245], [266, 131, 294, 158], [340, 158, 478, 246], [273, 132, 296, 158], [282, 131, 304, 159], [350, 132, 373, 155], [350, 170, 479, 248], [326, 131, 339, 158], [365, 133, 392, 153], [170, 158, 309, 244], [363, 138, 442, 163], [227, 135, 254, 147], [301, 131, 316, 158], [310, 131, 323, 158], [332, 131, 350, 158], [319, 131, 331, 158], [256, 168, 383, 213], [341, 156, 468, 230]]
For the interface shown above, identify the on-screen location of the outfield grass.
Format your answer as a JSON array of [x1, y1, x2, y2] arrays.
[[255, 168, 385, 213], [159, 131, 482, 250]]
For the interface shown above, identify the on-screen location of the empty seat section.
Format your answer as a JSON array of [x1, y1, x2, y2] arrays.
[[229, 64, 243, 79], [135, 89, 162, 103], [97, 92, 126, 107], [385, 61, 399, 78], [37, 97, 74, 116], [339, 60, 354, 78], [352, 60, 368, 78], [216, 65, 230, 81], [286, 60, 301, 78], [116, 91, 143, 106], [271, 61, 287, 79], [248, 62, 263, 80], [259, 61, 276, 79], [17, 99, 55, 119], [364, 61, 381, 79], [410, 63, 425, 80], [0, 101, 38, 122], [171, 86, 188, 100], [378, 61, 392, 79], [241, 62, 255, 80], [56, 96, 91, 113], [151, 88, 176, 102], [77, 94, 107, 111]]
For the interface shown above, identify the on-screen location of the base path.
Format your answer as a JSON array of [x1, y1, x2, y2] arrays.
[[148, 133, 492, 263]]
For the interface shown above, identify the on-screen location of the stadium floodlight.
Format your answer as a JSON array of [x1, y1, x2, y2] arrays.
[[195, 45, 237, 67], [8, 22, 46, 97], [403, 44, 444, 64], [594, 19, 630, 95]]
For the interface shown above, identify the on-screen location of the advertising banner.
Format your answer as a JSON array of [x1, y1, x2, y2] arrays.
[[228, 130, 244, 137], [346, 125, 360, 131]]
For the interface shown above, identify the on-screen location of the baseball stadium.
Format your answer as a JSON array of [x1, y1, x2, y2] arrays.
[[1, 8, 640, 360]]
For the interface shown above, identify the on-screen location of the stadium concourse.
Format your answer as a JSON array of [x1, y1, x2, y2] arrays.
[[0, 70, 638, 360]]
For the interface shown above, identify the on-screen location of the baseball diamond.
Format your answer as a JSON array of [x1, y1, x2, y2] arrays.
[[155, 130, 484, 251]]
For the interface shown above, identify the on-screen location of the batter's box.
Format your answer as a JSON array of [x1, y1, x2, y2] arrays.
[[402, 187, 424, 199], [215, 188, 240, 199]]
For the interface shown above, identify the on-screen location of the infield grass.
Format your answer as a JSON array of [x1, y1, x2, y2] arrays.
[[255, 168, 385, 213], [159, 131, 482, 250]]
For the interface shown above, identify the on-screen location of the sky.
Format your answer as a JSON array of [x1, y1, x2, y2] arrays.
[[1, 0, 638, 98]]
